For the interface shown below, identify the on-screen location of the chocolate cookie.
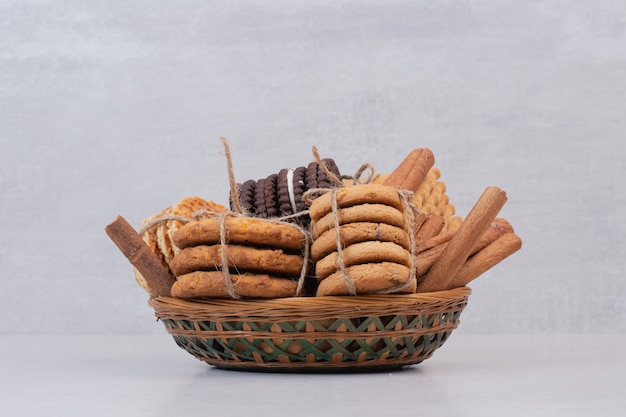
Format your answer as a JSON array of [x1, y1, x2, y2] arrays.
[[316, 158, 341, 189], [234, 158, 343, 221], [264, 173, 279, 218], [277, 168, 295, 216], [292, 166, 307, 213], [305, 161, 319, 191], [237, 179, 257, 215], [254, 177, 268, 218]]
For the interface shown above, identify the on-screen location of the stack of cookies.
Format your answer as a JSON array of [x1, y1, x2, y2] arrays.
[[111, 145, 521, 301], [232, 158, 342, 226], [136, 196, 228, 296], [167, 215, 309, 298], [308, 183, 415, 296]]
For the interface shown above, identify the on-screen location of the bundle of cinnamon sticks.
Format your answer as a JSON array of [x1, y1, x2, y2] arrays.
[[383, 147, 522, 292]]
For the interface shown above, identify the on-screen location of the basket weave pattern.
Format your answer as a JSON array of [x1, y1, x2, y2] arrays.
[[149, 287, 471, 371]]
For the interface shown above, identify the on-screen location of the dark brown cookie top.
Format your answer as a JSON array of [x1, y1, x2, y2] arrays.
[[292, 166, 307, 213], [264, 173, 279, 218], [235, 179, 256, 215], [254, 177, 268, 218], [305, 161, 319, 191], [277, 168, 294, 216], [317, 158, 341, 189], [233, 158, 342, 223]]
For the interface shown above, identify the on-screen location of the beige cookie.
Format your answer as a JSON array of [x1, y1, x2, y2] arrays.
[[172, 216, 306, 252], [315, 241, 412, 280], [311, 221, 411, 261], [140, 208, 169, 264], [135, 208, 171, 295], [171, 270, 298, 299], [316, 262, 415, 296], [157, 197, 227, 263], [169, 244, 305, 277], [308, 183, 406, 221], [311, 203, 407, 239]]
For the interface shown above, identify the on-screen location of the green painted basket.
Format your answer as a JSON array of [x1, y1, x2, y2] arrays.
[[148, 286, 471, 372]]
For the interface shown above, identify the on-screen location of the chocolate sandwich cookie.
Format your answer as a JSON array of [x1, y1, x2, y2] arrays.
[[234, 158, 342, 221], [305, 159, 341, 191], [254, 177, 268, 218], [264, 173, 279, 218], [305, 161, 319, 191], [277, 168, 295, 216], [316, 158, 341, 189], [291, 166, 307, 213], [236, 179, 256, 215]]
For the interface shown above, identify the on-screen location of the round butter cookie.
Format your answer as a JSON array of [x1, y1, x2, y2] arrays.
[[311, 203, 407, 239], [156, 197, 228, 263], [315, 241, 412, 280], [169, 244, 305, 277], [316, 262, 414, 296], [172, 270, 298, 299], [311, 221, 411, 261], [172, 216, 307, 252], [308, 183, 406, 222]]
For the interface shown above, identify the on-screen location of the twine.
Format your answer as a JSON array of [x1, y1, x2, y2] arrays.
[[222, 138, 313, 297], [143, 138, 313, 299], [221, 136, 244, 215], [216, 211, 240, 299], [311, 146, 345, 187], [373, 189, 418, 294], [305, 147, 419, 295], [329, 188, 357, 295], [138, 212, 215, 236]]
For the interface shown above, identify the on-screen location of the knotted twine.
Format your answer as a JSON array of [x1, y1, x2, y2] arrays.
[[139, 137, 311, 299], [303, 147, 418, 296]]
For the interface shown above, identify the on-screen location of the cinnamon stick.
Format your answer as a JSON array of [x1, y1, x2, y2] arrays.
[[414, 218, 512, 278], [105, 215, 176, 297], [410, 212, 429, 238], [416, 186, 508, 292], [466, 217, 513, 254], [414, 213, 446, 243], [383, 148, 434, 192], [448, 232, 522, 289], [415, 244, 447, 277], [415, 228, 456, 254]]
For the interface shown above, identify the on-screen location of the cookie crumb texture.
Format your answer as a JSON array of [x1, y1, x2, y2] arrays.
[[130, 147, 520, 300]]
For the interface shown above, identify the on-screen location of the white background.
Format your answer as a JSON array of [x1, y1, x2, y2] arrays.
[[1, 0, 624, 335]]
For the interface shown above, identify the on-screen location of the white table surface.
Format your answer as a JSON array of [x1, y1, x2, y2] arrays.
[[1, 334, 624, 417]]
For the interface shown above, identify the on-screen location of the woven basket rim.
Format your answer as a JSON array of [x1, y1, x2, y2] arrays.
[[149, 286, 471, 322]]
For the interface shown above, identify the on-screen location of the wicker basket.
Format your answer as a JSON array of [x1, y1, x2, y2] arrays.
[[148, 286, 471, 372]]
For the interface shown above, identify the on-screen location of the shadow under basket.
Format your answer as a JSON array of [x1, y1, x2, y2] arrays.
[[148, 286, 471, 372]]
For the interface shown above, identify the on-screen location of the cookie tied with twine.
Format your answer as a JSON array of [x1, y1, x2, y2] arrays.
[[167, 138, 311, 299], [304, 147, 418, 296]]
